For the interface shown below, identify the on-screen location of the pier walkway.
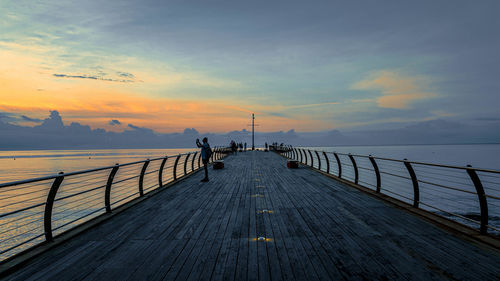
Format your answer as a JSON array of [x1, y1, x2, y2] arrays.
[[5, 151, 499, 280]]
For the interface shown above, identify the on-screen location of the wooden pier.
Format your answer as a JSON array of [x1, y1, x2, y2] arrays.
[[4, 151, 500, 280]]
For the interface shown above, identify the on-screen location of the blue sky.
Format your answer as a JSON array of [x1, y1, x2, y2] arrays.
[[1, 0, 499, 133]]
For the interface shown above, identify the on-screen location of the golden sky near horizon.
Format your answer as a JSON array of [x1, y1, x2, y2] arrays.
[[2, 1, 497, 134]]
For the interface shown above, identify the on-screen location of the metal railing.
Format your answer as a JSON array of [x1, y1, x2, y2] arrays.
[[274, 145, 500, 235], [0, 147, 231, 262]]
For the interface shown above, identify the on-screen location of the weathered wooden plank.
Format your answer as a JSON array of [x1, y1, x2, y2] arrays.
[[262, 186, 295, 281], [4, 151, 500, 281], [234, 178, 251, 281], [184, 176, 242, 281]]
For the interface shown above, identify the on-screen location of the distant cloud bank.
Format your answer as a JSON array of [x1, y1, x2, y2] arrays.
[[0, 110, 499, 150]]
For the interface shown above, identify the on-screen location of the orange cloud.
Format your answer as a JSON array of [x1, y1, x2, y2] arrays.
[[0, 41, 337, 133], [351, 70, 436, 109]]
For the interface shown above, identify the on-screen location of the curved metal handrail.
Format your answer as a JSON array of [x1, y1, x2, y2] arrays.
[[0, 147, 231, 263], [273, 145, 500, 235], [294, 148, 500, 174]]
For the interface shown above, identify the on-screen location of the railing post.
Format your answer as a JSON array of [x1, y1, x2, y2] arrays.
[[105, 164, 119, 213], [315, 150, 321, 170], [173, 154, 181, 181], [139, 160, 150, 196], [466, 165, 489, 234], [184, 153, 190, 176], [404, 159, 419, 208], [44, 172, 64, 242], [211, 148, 214, 163], [298, 149, 303, 163], [323, 151, 330, 174], [348, 154, 359, 184], [334, 153, 342, 178], [368, 156, 381, 193], [191, 152, 197, 172], [308, 150, 314, 167], [158, 157, 168, 188]]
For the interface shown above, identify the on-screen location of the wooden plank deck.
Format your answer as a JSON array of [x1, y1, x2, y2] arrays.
[[4, 151, 500, 280]]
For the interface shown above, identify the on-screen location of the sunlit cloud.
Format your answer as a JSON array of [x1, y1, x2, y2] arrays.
[[351, 70, 437, 109]]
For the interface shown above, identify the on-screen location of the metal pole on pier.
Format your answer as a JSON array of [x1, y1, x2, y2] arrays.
[[247, 113, 259, 150], [252, 113, 255, 150]]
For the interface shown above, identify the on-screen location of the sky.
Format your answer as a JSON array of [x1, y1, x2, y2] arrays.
[[1, 0, 500, 138]]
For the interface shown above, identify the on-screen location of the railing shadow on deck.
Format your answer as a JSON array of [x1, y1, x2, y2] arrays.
[[272, 145, 500, 237], [0, 147, 232, 265]]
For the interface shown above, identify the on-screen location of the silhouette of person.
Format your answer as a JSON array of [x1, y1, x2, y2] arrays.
[[231, 140, 237, 155], [196, 137, 212, 182], [244, 142, 247, 151]]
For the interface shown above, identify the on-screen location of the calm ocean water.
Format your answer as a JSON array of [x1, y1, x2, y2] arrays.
[[305, 143, 500, 170], [0, 148, 196, 184], [1, 144, 499, 184]]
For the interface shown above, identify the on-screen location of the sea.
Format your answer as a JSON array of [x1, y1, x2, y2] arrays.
[[0, 148, 195, 184], [1, 144, 499, 184]]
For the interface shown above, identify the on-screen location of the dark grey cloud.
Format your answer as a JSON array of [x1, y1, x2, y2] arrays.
[[109, 119, 121, 126], [0, 111, 18, 123], [0, 112, 11, 120], [183, 128, 199, 135], [117, 72, 135, 78], [21, 115, 43, 123], [475, 117, 500, 122], [127, 124, 140, 130], [127, 124, 155, 135], [52, 73, 137, 83]]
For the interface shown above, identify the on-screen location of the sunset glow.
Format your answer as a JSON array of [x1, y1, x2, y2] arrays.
[[1, 0, 499, 137]]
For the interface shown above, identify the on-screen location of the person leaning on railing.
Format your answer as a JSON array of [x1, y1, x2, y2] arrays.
[[196, 137, 212, 182]]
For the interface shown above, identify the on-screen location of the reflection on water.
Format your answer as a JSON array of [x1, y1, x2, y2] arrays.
[[0, 148, 195, 183]]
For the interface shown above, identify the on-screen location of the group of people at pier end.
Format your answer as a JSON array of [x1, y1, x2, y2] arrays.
[[230, 140, 246, 153]]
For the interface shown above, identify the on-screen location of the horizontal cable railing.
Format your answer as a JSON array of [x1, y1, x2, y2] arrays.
[[272, 145, 500, 236], [0, 146, 232, 263]]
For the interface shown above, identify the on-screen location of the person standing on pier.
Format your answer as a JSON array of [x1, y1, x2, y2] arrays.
[[196, 137, 212, 182]]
